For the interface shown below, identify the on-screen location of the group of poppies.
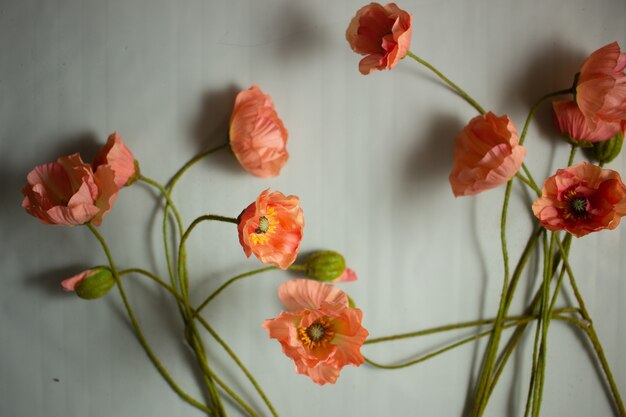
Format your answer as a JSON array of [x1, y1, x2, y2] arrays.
[[21, 1, 626, 388]]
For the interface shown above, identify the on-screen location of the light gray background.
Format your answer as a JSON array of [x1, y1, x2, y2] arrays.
[[1, 0, 625, 416]]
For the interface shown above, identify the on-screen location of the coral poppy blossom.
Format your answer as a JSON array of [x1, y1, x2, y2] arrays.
[[576, 42, 626, 128], [237, 189, 304, 269], [93, 132, 139, 187], [449, 112, 526, 197], [532, 162, 626, 238], [552, 99, 621, 143], [22, 153, 118, 226], [346, 2, 412, 75], [262, 279, 368, 385], [229, 86, 288, 178]]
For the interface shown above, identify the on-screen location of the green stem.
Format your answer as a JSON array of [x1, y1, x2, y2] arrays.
[[568, 145, 578, 166], [86, 225, 214, 415], [196, 316, 280, 417], [365, 312, 577, 370], [554, 238, 626, 416], [195, 266, 277, 315], [167, 143, 229, 190], [120, 267, 278, 417], [470, 180, 514, 417], [486, 235, 572, 404], [405, 50, 486, 114], [519, 88, 573, 146], [365, 315, 533, 345]]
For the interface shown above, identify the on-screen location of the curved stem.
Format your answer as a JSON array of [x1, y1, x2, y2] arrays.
[[196, 316, 280, 417], [405, 50, 486, 114], [554, 238, 625, 415], [195, 266, 277, 315], [365, 315, 533, 345], [470, 180, 514, 416], [120, 267, 279, 417], [86, 225, 214, 415], [167, 143, 229, 190], [519, 88, 573, 146]]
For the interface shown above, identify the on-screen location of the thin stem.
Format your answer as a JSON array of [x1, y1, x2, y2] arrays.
[[568, 145, 578, 166], [516, 173, 541, 196], [195, 266, 277, 315], [139, 175, 184, 235], [519, 88, 573, 146], [196, 316, 280, 417], [167, 143, 229, 190], [554, 238, 626, 415], [405, 50, 486, 114], [486, 235, 572, 404], [365, 315, 533, 345], [120, 267, 279, 417], [86, 225, 214, 415], [470, 180, 514, 417]]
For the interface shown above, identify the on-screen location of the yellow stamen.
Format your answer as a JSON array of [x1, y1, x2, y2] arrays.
[[249, 207, 278, 245], [298, 317, 334, 350]]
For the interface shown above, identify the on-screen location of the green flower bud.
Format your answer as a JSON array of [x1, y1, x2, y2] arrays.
[[305, 251, 346, 282], [74, 268, 115, 300], [590, 130, 623, 165]]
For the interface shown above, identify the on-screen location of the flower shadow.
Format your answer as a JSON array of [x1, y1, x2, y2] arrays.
[[188, 85, 240, 176]]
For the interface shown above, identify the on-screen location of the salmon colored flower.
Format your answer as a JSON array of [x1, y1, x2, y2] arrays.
[[552, 99, 621, 143], [22, 153, 118, 226], [449, 112, 526, 197], [346, 2, 412, 75], [532, 162, 626, 237], [576, 42, 626, 128], [237, 189, 304, 269], [262, 279, 368, 385], [93, 132, 139, 187], [229, 86, 288, 178]]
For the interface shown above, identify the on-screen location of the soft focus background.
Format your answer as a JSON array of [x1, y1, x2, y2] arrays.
[[1, 0, 625, 416]]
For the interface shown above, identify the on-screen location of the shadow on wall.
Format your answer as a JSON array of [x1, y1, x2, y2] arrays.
[[188, 85, 240, 176], [502, 41, 587, 143], [401, 113, 464, 194]]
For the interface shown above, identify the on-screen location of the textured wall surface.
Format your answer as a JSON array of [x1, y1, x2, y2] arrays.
[[1, 0, 625, 416]]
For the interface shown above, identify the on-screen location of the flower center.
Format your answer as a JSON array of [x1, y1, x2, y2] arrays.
[[563, 190, 589, 220], [298, 318, 334, 350], [249, 207, 278, 245], [255, 216, 269, 234]]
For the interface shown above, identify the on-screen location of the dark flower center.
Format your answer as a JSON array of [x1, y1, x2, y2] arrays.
[[298, 318, 334, 350], [563, 190, 589, 220]]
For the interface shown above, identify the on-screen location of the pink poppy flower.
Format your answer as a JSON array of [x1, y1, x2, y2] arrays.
[[449, 112, 526, 197], [532, 162, 626, 237], [22, 153, 118, 226], [229, 86, 288, 178], [346, 2, 412, 75], [262, 279, 368, 385], [552, 99, 621, 143], [576, 42, 626, 128], [93, 132, 139, 187], [237, 189, 304, 269]]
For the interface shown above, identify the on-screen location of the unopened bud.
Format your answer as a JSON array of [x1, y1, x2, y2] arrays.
[[305, 251, 346, 282], [62, 267, 115, 300], [591, 130, 623, 165]]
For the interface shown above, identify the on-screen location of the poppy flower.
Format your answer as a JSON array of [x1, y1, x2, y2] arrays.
[[346, 2, 412, 75], [576, 42, 626, 129], [532, 162, 626, 237], [552, 99, 621, 143], [449, 112, 526, 196], [93, 132, 139, 187], [229, 86, 288, 178], [262, 279, 368, 385], [22, 153, 118, 226], [237, 189, 304, 269]]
